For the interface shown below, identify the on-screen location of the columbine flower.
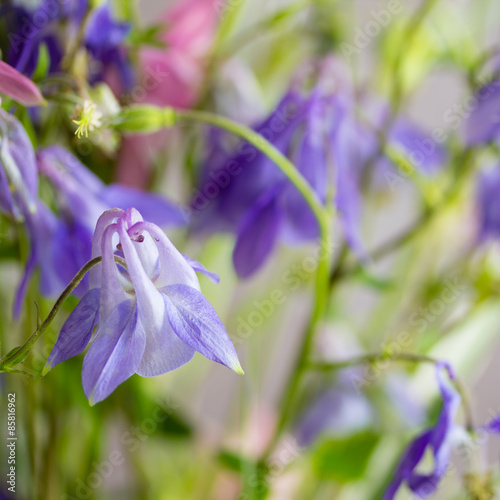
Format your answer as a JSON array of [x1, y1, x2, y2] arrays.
[[192, 75, 446, 277], [384, 362, 465, 500], [0, 108, 38, 219], [0, 60, 45, 106], [44, 208, 242, 405], [73, 100, 103, 138]]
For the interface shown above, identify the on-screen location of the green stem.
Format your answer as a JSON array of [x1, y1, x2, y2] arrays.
[[174, 109, 328, 237], [175, 107, 333, 315], [0, 255, 122, 370]]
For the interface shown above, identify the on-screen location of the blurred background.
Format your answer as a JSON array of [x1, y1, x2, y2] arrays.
[[2, 0, 500, 499]]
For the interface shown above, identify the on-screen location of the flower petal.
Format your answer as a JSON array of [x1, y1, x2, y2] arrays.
[[232, 189, 283, 278], [135, 315, 195, 377], [0, 60, 45, 106], [117, 215, 196, 376], [82, 300, 145, 405], [183, 255, 220, 284], [162, 284, 243, 374], [102, 184, 188, 227], [43, 288, 100, 373]]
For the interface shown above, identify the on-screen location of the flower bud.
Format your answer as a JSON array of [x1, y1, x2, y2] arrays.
[[112, 106, 176, 134]]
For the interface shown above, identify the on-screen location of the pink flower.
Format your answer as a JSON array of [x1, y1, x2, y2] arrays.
[[116, 0, 219, 187], [0, 61, 45, 107]]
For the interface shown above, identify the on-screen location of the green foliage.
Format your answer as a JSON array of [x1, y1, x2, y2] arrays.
[[312, 432, 380, 483]]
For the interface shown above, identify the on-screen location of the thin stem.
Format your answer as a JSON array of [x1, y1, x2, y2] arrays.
[[309, 352, 475, 431], [175, 107, 333, 317], [0, 255, 126, 371]]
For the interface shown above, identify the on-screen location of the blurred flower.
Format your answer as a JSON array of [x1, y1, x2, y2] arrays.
[[0, 60, 45, 106], [476, 165, 500, 240], [192, 78, 446, 277], [4, 0, 131, 85], [0, 108, 65, 315], [4, 0, 82, 76], [44, 208, 242, 404], [464, 81, 500, 146], [84, 2, 132, 88], [115, 0, 219, 187], [0, 108, 38, 219], [295, 387, 375, 447], [193, 88, 334, 278], [384, 363, 465, 500]]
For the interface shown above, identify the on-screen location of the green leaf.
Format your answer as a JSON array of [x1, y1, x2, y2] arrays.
[[218, 450, 256, 473], [313, 432, 379, 483], [32, 42, 50, 82]]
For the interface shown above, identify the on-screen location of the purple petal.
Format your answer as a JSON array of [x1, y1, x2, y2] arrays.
[[233, 190, 283, 278], [135, 315, 195, 377], [117, 216, 196, 376], [162, 284, 243, 374], [384, 431, 433, 500], [0, 108, 38, 216], [101, 184, 188, 227], [82, 300, 145, 405], [390, 120, 447, 175], [44, 288, 100, 372], [464, 81, 500, 145], [334, 118, 370, 259], [0, 60, 45, 106], [477, 165, 500, 240], [183, 255, 220, 284], [383, 363, 461, 500]]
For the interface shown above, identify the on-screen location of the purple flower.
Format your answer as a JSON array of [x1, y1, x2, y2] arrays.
[[193, 83, 446, 276], [4, 0, 132, 86], [44, 208, 242, 404], [0, 108, 67, 314], [0, 108, 38, 219], [84, 2, 133, 88], [477, 165, 500, 240], [4, 0, 85, 76], [384, 363, 464, 500], [464, 81, 500, 146], [193, 88, 336, 277]]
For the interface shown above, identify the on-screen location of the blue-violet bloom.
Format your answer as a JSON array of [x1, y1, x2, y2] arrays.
[[44, 208, 243, 404], [384, 362, 464, 499]]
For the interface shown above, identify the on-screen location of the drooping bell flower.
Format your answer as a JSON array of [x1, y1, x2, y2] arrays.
[[384, 363, 465, 500], [0, 108, 38, 219], [36, 145, 187, 294], [44, 208, 242, 404], [192, 88, 335, 278], [0, 108, 66, 314], [0, 60, 45, 106]]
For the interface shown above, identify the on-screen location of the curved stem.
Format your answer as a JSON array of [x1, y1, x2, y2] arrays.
[[0, 255, 126, 371], [174, 109, 329, 242], [175, 107, 333, 316], [309, 352, 474, 431]]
